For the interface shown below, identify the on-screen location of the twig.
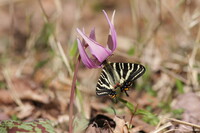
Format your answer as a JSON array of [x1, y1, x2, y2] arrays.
[[57, 41, 73, 77], [2, 68, 24, 107], [130, 0, 143, 40], [188, 42, 199, 90], [151, 122, 172, 133], [38, 0, 49, 22], [167, 118, 200, 130], [160, 67, 188, 84], [38, 0, 73, 77], [163, 128, 185, 133], [69, 55, 81, 133], [162, 0, 188, 34], [187, 24, 200, 90], [143, 0, 162, 46]]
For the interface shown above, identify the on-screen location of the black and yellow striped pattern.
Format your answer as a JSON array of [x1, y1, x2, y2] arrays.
[[96, 62, 145, 98]]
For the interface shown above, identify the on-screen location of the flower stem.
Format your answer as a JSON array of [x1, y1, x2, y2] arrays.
[[69, 55, 81, 133]]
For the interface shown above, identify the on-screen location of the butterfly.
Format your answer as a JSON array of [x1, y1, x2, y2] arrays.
[[96, 62, 146, 98]]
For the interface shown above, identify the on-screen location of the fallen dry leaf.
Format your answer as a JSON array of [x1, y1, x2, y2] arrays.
[[5, 77, 50, 104], [0, 90, 14, 104], [113, 116, 128, 133], [16, 103, 34, 119]]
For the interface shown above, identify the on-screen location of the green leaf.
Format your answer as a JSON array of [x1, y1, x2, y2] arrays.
[[34, 58, 50, 71], [102, 107, 118, 114], [136, 109, 159, 125], [76, 85, 85, 117], [158, 102, 171, 113], [118, 98, 135, 113], [0, 81, 6, 89], [74, 117, 89, 133], [145, 85, 157, 96], [35, 22, 55, 50], [118, 98, 159, 125], [198, 74, 200, 81], [69, 41, 78, 57], [172, 109, 184, 118], [11, 115, 18, 121], [0, 119, 55, 133], [175, 79, 184, 93], [142, 66, 151, 81], [127, 47, 135, 56], [92, 1, 106, 12]]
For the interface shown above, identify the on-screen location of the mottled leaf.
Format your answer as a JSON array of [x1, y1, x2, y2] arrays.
[[0, 119, 55, 133]]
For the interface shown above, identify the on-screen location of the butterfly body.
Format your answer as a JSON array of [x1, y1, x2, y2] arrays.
[[96, 62, 145, 98]]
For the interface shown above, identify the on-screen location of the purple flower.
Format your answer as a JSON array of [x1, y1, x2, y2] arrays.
[[77, 10, 117, 68]]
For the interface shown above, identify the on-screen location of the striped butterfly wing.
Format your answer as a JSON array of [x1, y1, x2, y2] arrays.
[[96, 63, 118, 96], [96, 62, 146, 97]]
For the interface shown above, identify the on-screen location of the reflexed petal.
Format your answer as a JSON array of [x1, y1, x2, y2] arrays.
[[77, 39, 99, 68], [111, 10, 116, 25], [103, 10, 117, 52], [77, 28, 112, 63], [89, 28, 96, 41], [81, 28, 87, 46], [107, 35, 112, 50]]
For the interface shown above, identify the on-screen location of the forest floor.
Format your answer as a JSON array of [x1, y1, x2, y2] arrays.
[[0, 0, 200, 133]]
